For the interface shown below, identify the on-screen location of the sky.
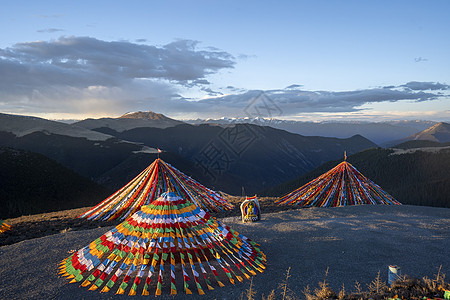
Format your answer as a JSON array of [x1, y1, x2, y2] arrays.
[[0, 0, 449, 122]]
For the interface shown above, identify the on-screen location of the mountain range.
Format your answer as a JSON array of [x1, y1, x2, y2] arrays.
[[0, 111, 376, 198], [89, 123, 377, 194], [0, 113, 163, 181], [1, 110, 449, 218], [185, 117, 436, 145]]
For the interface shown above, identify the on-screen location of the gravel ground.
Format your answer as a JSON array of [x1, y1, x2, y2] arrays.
[[0, 204, 449, 300]]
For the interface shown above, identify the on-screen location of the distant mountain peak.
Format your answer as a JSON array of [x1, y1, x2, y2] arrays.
[[422, 122, 450, 133], [119, 111, 168, 121], [410, 121, 450, 143], [75, 111, 184, 132]]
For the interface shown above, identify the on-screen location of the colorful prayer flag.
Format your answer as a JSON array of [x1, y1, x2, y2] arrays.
[[61, 192, 266, 296], [276, 160, 401, 207], [0, 220, 11, 233], [78, 158, 233, 221]]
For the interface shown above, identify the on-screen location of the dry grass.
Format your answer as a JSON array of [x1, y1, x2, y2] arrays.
[[304, 267, 336, 300], [242, 266, 450, 300], [262, 289, 276, 300], [338, 284, 346, 299], [367, 271, 387, 294], [241, 277, 256, 300]]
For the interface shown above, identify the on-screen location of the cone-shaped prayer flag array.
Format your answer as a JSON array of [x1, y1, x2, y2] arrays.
[[79, 158, 233, 221], [0, 220, 11, 233], [61, 192, 266, 296], [277, 161, 401, 207]]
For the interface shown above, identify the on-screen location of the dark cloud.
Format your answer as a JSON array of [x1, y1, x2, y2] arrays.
[[200, 87, 223, 96], [401, 81, 449, 91], [135, 39, 147, 43], [0, 36, 234, 116], [192, 79, 210, 85], [285, 84, 303, 89], [224, 85, 246, 93], [165, 83, 449, 118], [0, 36, 235, 91], [36, 28, 64, 33]]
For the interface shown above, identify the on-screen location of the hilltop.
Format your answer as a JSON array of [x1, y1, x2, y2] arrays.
[[407, 122, 450, 143], [75, 110, 184, 132], [385, 122, 450, 146]]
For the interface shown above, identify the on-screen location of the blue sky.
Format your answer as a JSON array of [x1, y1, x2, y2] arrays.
[[0, 0, 449, 121]]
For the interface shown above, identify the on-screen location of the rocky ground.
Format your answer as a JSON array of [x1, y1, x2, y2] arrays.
[[1, 199, 449, 299]]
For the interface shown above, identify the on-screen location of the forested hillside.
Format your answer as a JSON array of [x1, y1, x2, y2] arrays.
[[92, 123, 376, 194], [0, 148, 111, 218]]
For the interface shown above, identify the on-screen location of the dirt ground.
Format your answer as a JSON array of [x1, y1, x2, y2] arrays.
[[0, 203, 449, 300]]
